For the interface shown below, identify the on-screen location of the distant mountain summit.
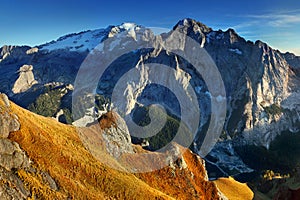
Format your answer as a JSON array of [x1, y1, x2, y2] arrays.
[[39, 22, 142, 52]]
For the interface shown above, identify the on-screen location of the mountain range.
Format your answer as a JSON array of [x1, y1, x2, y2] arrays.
[[0, 18, 300, 199]]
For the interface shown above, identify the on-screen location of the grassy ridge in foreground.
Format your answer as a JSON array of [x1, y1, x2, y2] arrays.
[[8, 101, 172, 199], [5, 98, 253, 199]]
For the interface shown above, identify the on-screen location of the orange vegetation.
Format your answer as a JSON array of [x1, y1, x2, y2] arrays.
[[137, 147, 221, 200], [214, 177, 254, 200], [8, 102, 171, 199], [98, 111, 117, 130], [5, 99, 240, 199]]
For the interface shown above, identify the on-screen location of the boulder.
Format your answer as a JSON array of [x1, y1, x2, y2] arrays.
[[12, 65, 38, 94], [26, 47, 38, 55]]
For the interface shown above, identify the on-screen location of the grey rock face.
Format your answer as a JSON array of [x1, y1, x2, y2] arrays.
[[0, 94, 20, 138], [0, 111, 20, 138], [0, 93, 29, 171], [100, 112, 134, 158], [26, 47, 38, 55], [40, 171, 59, 191], [0, 93, 59, 200], [0, 167, 30, 200], [166, 143, 188, 171], [12, 65, 38, 94], [173, 19, 300, 148], [0, 94, 30, 200], [0, 139, 30, 171], [1, 93, 10, 107]]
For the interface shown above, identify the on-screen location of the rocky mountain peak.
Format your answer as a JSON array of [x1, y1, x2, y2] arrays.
[[174, 18, 213, 33], [0, 45, 15, 57], [224, 28, 242, 44], [172, 18, 213, 47], [0, 45, 31, 63], [119, 22, 140, 31], [255, 40, 270, 51], [106, 22, 143, 41]]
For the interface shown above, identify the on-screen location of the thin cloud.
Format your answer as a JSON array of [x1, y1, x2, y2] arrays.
[[245, 11, 300, 27], [232, 10, 300, 31], [229, 10, 300, 55]]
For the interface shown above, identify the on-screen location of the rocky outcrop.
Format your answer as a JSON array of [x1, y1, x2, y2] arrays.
[[166, 143, 188, 171], [0, 139, 30, 171], [0, 46, 12, 62], [0, 167, 30, 200], [136, 143, 228, 200], [0, 93, 60, 200], [0, 93, 30, 199], [12, 65, 38, 94], [0, 94, 27, 171], [0, 45, 31, 64], [0, 93, 20, 138], [26, 47, 38, 55], [99, 111, 134, 157]]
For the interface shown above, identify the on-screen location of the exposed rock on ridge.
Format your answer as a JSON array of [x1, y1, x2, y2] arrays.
[[99, 111, 134, 157], [0, 93, 60, 200], [0, 93, 20, 138], [12, 65, 38, 94], [0, 93, 30, 199]]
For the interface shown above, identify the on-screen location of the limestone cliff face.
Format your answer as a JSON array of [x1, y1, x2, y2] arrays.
[[0, 100, 28, 172], [0, 45, 31, 63], [0, 93, 30, 200], [96, 19, 299, 149], [172, 19, 299, 148], [224, 41, 293, 148]]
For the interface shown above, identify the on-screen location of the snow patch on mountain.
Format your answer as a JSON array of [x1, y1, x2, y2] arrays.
[[205, 141, 254, 178], [40, 29, 107, 52], [206, 32, 215, 43], [40, 23, 142, 52], [229, 48, 243, 55], [120, 22, 141, 41], [120, 22, 139, 31]]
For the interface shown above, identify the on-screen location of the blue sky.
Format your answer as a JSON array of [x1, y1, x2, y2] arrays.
[[1, 0, 300, 55]]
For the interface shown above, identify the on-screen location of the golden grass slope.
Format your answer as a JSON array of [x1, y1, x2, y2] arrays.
[[214, 176, 254, 200], [137, 146, 221, 200], [4, 98, 254, 199], [8, 100, 172, 199]]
